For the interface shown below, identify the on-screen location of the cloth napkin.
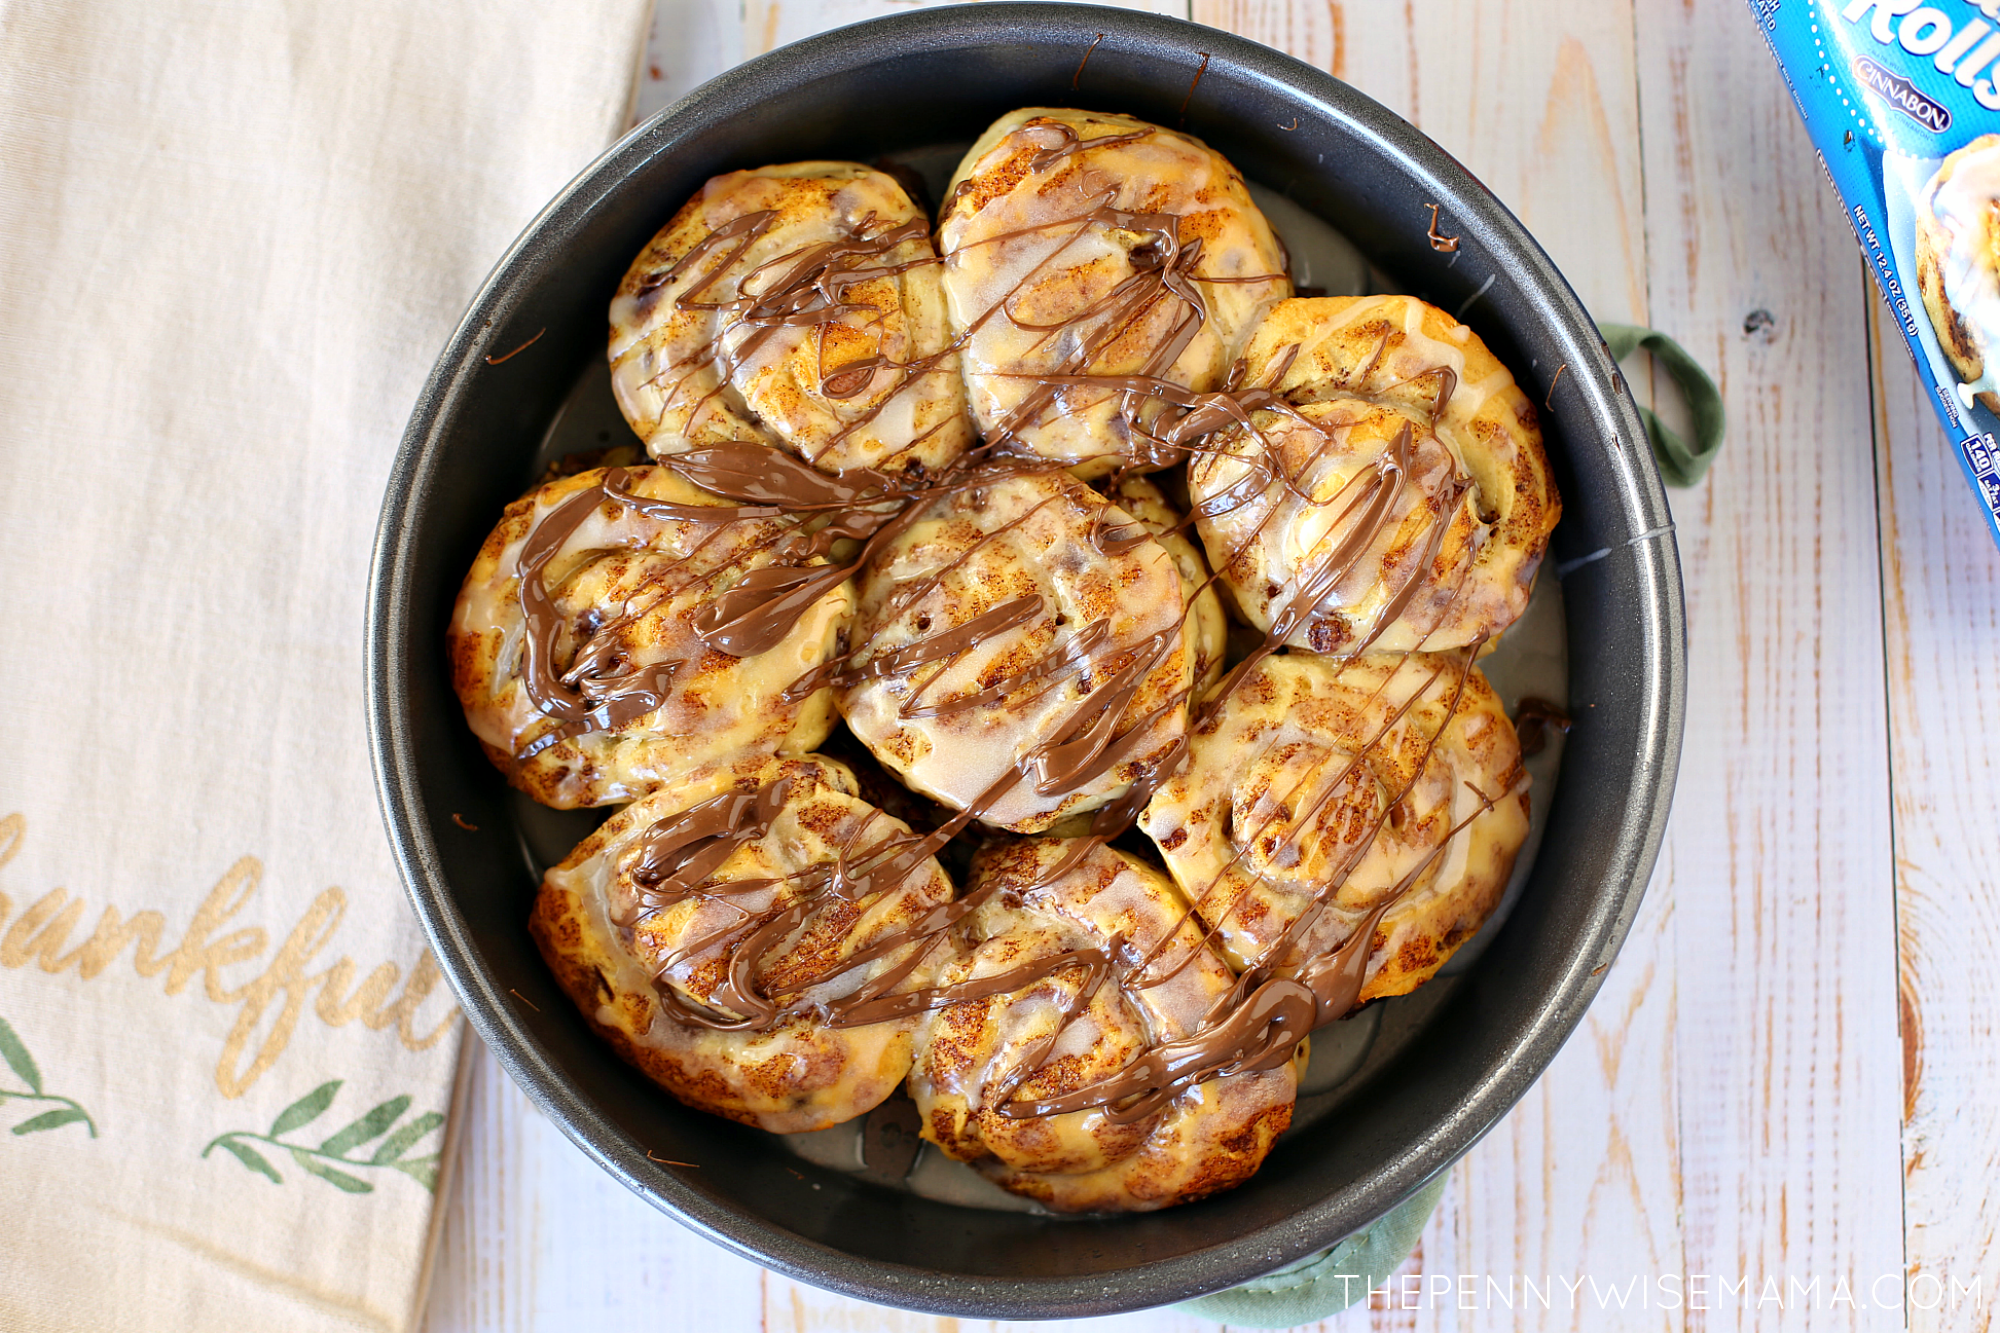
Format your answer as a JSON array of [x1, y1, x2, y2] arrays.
[[1598, 322, 1726, 486], [0, 3, 647, 1330], [1179, 1171, 1450, 1327]]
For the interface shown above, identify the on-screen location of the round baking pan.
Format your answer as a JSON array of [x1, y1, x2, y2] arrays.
[[366, 4, 1685, 1317]]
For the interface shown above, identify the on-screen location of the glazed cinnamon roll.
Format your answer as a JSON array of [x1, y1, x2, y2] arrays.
[[1105, 472, 1226, 697], [448, 464, 850, 808], [1188, 295, 1558, 654], [1140, 652, 1529, 1007], [938, 109, 1291, 477], [528, 755, 956, 1133], [609, 162, 974, 478], [908, 837, 1296, 1212], [835, 468, 1193, 834], [1917, 135, 2000, 412]]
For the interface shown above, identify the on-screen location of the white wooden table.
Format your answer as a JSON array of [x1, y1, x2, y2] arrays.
[[422, 1, 2000, 1329]]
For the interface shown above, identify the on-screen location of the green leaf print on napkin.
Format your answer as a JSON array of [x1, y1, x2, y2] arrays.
[[203, 1079, 444, 1192], [0, 1016, 98, 1138]]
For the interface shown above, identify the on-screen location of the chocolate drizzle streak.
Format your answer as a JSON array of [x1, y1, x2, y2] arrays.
[[1072, 32, 1105, 92], [511, 473, 701, 761], [1177, 53, 1211, 126], [1424, 203, 1460, 253]]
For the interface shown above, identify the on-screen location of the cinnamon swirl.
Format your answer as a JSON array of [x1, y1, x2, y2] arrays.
[[1141, 651, 1529, 1006], [1105, 471, 1226, 697], [834, 468, 1193, 834], [528, 755, 956, 1133], [938, 109, 1291, 478], [610, 162, 974, 477], [1189, 295, 1558, 654], [907, 837, 1296, 1212], [448, 464, 851, 808], [1917, 135, 2000, 412]]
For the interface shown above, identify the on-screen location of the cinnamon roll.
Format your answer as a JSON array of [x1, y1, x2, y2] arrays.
[[907, 837, 1296, 1212], [938, 109, 1291, 478], [1140, 651, 1529, 1007], [609, 162, 974, 478], [528, 755, 956, 1133], [448, 465, 850, 808], [1917, 135, 2000, 412], [835, 468, 1193, 834], [1188, 295, 1558, 654]]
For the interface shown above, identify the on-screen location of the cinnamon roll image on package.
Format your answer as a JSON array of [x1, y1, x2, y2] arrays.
[[450, 107, 1563, 1213], [1753, 0, 2000, 546]]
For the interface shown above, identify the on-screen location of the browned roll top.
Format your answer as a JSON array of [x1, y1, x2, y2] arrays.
[[529, 755, 957, 1133], [1190, 295, 1558, 654], [447, 464, 852, 807], [610, 162, 975, 479]]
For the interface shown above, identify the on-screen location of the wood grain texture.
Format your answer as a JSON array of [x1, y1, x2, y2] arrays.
[[420, 0, 1979, 1329], [634, 0, 735, 119], [422, 1035, 770, 1333], [1630, 4, 1906, 1330], [740, 0, 1190, 61], [1871, 315, 2000, 1332]]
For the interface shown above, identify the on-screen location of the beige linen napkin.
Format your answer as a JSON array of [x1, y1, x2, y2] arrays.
[[0, 2, 648, 1329]]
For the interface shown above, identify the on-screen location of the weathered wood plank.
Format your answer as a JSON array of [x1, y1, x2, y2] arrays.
[[422, 1038, 769, 1333], [1630, 4, 1906, 1330], [741, 0, 1190, 62], [1871, 312, 2000, 1333], [634, 0, 737, 121]]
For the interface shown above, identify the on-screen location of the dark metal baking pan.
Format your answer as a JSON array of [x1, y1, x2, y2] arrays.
[[366, 4, 1685, 1317]]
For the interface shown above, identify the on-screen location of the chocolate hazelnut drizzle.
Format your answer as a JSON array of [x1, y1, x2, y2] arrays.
[[1513, 696, 1571, 757], [509, 135, 1527, 1125], [634, 202, 964, 472], [1424, 203, 1460, 253], [1071, 33, 1105, 92], [942, 119, 1288, 468], [519, 449, 1502, 1118]]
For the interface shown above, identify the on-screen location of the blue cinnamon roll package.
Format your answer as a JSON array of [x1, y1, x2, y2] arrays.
[[1751, 0, 2000, 547]]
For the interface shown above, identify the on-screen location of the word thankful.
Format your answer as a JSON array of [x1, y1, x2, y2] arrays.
[[0, 814, 455, 1097]]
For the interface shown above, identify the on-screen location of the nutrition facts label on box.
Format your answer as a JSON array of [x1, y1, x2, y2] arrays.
[[1963, 431, 2000, 511]]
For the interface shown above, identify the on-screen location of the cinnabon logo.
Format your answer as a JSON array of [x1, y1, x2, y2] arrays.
[[1853, 57, 1954, 131], [1841, 1, 2000, 110]]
